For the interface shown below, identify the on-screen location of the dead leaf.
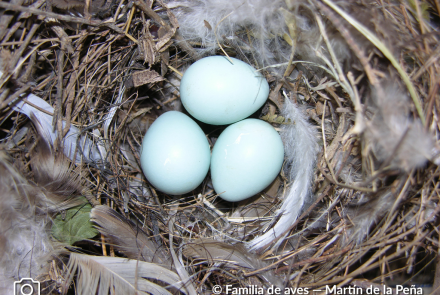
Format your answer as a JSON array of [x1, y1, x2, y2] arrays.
[[279, 7, 297, 46], [158, 26, 167, 38], [166, 8, 179, 28], [156, 28, 176, 52], [268, 82, 283, 110], [139, 21, 157, 65], [160, 55, 169, 76], [261, 113, 290, 124], [132, 70, 164, 87], [316, 101, 329, 117], [204, 20, 212, 31]]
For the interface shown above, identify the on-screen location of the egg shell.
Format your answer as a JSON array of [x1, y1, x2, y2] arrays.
[[211, 119, 284, 202], [140, 111, 211, 195], [180, 56, 269, 125]]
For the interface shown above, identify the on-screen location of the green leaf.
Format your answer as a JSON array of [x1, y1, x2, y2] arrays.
[[261, 113, 292, 125], [52, 199, 98, 245], [275, 116, 285, 124]]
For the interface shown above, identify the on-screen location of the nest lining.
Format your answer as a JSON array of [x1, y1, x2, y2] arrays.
[[0, 0, 439, 294]]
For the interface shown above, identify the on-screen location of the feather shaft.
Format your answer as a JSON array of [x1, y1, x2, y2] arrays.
[[64, 253, 185, 295], [13, 93, 102, 163], [91, 205, 170, 265], [248, 97, 319, 250]]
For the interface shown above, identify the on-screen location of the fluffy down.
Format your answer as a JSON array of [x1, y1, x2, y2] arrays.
[[0, 152, 54, 294], [166, 0, 345, 77], [0, 142, 85, 294], [364, 86, 433, 171]]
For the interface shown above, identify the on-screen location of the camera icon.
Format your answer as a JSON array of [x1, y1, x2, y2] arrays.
[[14, 278, 40, 295]]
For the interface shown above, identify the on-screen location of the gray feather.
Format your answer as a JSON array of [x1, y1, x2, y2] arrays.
[[64, 253, 187, 295], [248, 98, 319, 250]]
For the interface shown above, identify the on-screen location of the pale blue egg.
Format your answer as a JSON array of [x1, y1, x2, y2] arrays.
[[180, 56, 269, 125], [211, 119, 284, 202], [140, 111, 211, 195]]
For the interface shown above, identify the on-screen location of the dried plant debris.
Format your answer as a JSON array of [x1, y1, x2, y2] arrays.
[[0, 0, 439, 293]]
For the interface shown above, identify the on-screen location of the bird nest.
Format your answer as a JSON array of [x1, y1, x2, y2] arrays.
[[0, 0, 439, 294]]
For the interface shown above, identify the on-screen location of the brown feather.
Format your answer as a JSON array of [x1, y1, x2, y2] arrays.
[[90, 205, 171, 266], [29, 138, 86, 211]]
